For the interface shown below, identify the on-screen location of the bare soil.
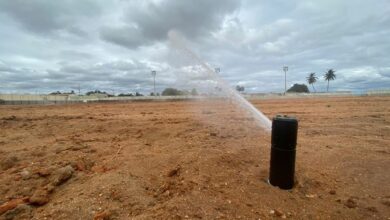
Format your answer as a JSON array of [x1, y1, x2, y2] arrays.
[[0, 96, 389, 219]]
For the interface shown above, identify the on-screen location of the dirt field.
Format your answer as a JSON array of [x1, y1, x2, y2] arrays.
[[0, 96, 389, 219]]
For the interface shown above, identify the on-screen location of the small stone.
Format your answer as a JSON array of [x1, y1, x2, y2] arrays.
[[20, 169, 31, 180], [76, 161, 86, 171], [94, 210, 111, 220], [43, 184, 55, 193], [210, 132, 217, 137], [167, 166, 180, 177], [305, 194, 317, 198], [329, 190, 336, 195], [36, 168, 51, 177], [29, 189, 50, 206], [274, 209, 284, 217], [3, 204, 32, 220], [54, 146, 70, 154], [52, 165, 74, 186], [3, 115, 17, 120], [345, 198, 357, 208], [19, 187, 34, 197], [381, 198, 390, 207], [202, 110, 213, 115], [91, 165, 107, 173], [1, 156, 18, 171], [70, 145, 87, 151], [0, 197, 29, 215], [366, 206, 378, 213]]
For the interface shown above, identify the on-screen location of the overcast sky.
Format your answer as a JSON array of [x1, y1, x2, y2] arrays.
[[0, 0, 389, 94]]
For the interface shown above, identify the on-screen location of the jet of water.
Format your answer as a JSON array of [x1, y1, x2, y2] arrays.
[[168, 30, 272, 132]]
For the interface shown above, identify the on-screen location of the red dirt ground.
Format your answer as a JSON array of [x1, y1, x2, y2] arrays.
[[0, 96, 389, 219]]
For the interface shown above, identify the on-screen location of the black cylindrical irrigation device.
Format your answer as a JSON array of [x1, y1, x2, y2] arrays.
[[269, 115, 298, 190]]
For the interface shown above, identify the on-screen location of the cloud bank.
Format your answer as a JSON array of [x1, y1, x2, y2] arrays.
[[0, 0, 389, 94]]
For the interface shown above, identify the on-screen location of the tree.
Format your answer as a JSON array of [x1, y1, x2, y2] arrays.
[[85, 90, 111, 96], [287, 84, 309, 93], [118, 93, 133, 97], [162, 88, 184, 96], [306, 73, 318, 92], [324, 69, 336, 92], [191, 88, 198, 96], [235, 85, 245, 92]]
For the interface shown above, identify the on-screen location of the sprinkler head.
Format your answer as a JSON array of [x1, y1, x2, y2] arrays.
[[269, 115, 298, 189]]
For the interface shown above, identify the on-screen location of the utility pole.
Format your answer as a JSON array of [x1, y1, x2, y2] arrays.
[[78, 84, 81, 96], [215, 67, 220, 74], [283, 66, 288, 95], [151, 70, 156, 96]]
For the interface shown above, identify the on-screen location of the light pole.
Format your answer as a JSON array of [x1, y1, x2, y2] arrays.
[[215, 67, 220, 74], [151, 70, 156, 96], [283, 66, 288, 95]]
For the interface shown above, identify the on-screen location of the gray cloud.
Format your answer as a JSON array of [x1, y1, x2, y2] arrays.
[[100, 0, 239, 48], [0, 0, 101, 35], [0, 0, 389, 94]]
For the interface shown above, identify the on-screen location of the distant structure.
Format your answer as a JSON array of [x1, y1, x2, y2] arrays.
[[151, 70, 157, 96], [283, 66, 288, 95]]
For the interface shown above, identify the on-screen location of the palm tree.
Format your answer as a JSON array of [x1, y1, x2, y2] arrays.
[[306, 73, 318, 92], [324, 69, 336, 92]]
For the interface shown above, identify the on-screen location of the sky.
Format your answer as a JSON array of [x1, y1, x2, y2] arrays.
[[0, 0, 389, 94]]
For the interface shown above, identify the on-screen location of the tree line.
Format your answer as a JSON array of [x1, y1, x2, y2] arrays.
[[48, 69, 337, 96]]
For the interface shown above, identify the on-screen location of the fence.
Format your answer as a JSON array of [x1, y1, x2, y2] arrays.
[[0, 94, 202, 105], [0, 90, 389, 105]]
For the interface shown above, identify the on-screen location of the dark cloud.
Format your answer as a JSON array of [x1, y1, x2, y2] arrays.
[[0, 0, 101, 34], [100, 0, 239, 48], [100, 25, 148, 49]]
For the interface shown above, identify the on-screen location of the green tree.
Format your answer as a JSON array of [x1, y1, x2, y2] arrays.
[[306, 73, 318, 92], [191, 88, 198, 96], [235, 85, 245, 92], [287, 84, 309, 93], [162, 88, 182, 96], [324, 69, 336, 92]]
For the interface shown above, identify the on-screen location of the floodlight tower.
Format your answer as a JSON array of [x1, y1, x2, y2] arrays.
[[151, 70, 156, 96], [283, 66, 288, 95]]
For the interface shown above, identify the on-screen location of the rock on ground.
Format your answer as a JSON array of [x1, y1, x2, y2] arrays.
[[3, 204, 32, 220], [29, 189, 50, 206], [94, 210, 111, 220], [0, 156, 18, 171], [52, 165, 74, 186], [0, 197, 29, 215]]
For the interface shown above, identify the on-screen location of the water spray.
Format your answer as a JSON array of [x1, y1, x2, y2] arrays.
[[168, 30, 271, 132], [167, 31, 298, 189], [269, 115, 298, 189]]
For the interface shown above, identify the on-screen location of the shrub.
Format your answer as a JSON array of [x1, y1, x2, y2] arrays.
[[287, 84, 309, 93]]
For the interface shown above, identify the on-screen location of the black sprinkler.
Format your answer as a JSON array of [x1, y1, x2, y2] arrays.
[[269, 115, 298, 190]]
